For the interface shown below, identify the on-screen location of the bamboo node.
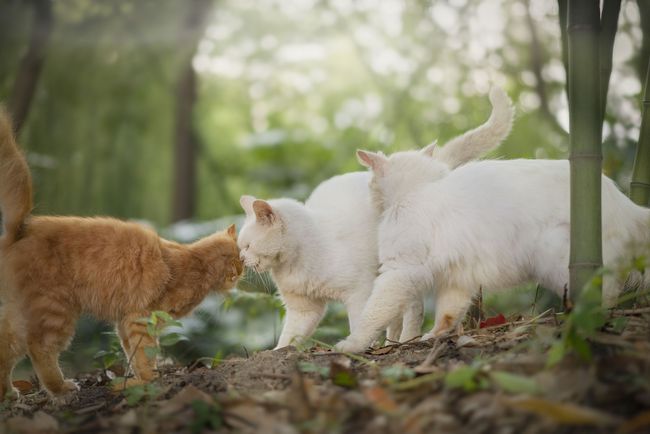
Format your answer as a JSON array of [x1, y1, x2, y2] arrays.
[[568, 262, 602, 269], [568, 153, 602, 161], [630, 181, 650, 190]]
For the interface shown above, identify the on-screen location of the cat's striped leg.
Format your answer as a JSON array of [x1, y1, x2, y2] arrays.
[[0, 305, 25, 400], [118, 314, 158, 386], [25, 299, 79, 398]]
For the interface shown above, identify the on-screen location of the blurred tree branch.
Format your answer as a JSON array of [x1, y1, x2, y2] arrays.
[[598, 0, 621, 124], [525, 0, 568, 139], [8, 0, 52, 133], [172, 0, 213, 222]]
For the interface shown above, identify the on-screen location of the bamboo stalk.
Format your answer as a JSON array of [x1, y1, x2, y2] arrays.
[[630, 58, 650, 206], [598, 0, 621, 124], [567, 0, 603, 300]]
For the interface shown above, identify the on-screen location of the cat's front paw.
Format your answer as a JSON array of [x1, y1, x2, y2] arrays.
[[334, 336, 369, 353], [50, 380, 80, 406]]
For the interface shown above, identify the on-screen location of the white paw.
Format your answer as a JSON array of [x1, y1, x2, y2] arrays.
[[420, 333, 435, 342], [334, 337, 368, 353]]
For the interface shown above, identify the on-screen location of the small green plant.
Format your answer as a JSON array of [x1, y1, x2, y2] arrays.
[[110, 380, 162, 406], [548, 266, 650, 366], [141, 310, 188, 360], [112, 310, 188, 389], [94, 331, 125, 370], [444, 361, 489, 392]]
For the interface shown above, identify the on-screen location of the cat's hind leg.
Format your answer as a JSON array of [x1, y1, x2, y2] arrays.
[[421, 286, 473, 341], [385, 318, 403, 343], [399, 297, 424, 342], [25, 298, 79, 399], [0, 304, 26, 400]]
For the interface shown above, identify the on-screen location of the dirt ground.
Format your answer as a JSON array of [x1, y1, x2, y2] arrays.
[[1, 309, 650, 434]]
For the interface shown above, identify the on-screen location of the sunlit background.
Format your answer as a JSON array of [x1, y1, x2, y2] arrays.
[[0, 0, 647, 373]]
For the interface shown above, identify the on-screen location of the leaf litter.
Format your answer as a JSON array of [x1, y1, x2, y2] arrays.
[[1, 308, 649, 433]]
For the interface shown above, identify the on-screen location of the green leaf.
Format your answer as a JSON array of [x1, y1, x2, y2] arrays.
[[159, 332, 188, 347], [332, 370, 358, 388], [211, 351, 224, 368], [144, 346, 159, 359], [153, 311, 174, 322], [125, 386, 147, 406], [298, 361, 329, 378], [191, 400, 222, 434], [546, 341, 566, 367], [381, 365, 416, 384], [445, 365, 484, 392], [490, 371, 541, 395]]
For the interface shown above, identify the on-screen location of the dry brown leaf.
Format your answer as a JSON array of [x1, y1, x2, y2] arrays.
[[618, 410, 650, 433], [12, 380, 34, 394], [158, 385, 214, 416], [363, 386, 399, 413], [369, 346, 395, 356], [504, 397, 621, 426]]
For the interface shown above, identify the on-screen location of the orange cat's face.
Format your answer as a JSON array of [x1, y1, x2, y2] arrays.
[[196, 224, 243, 292]]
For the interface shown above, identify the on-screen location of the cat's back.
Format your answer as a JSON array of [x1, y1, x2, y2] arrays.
[[306, 172, 371, 213], [305, 172, 377, 279], [4, 216, 170, 318]]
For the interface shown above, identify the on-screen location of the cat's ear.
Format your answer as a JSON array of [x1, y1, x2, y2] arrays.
[[420, 140, 438, 157], [253, 200, 276, 225], [240, 195, 256, 216], [226, 224, 237, 240], [356, 150, 387, 174]]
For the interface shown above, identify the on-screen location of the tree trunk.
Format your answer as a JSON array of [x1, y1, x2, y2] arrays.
[[567, 0, 603, 300], [637, 0, 650, 84], [525, 0, 568, 138], [8, 0, 53, 134], [598, 0, 620, 124], [171, 0, 211, 222], [630, 58, 650, 206], [558, 0, 569, 106]]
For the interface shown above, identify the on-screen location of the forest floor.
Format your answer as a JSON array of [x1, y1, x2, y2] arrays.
[[1, 308, 650, 434]]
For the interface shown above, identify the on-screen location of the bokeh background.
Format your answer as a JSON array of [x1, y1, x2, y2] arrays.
[[1, 0, 648, 374]]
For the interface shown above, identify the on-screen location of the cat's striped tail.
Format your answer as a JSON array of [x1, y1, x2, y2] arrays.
[[433, 86, 514, 169], [0, 107, 33, 246]]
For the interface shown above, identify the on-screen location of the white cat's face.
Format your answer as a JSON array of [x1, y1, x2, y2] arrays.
[[238, 196, 284, 272]]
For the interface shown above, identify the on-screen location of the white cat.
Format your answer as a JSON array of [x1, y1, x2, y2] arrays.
[[238, 87, 514, 349], [335, 148, 650, 353]]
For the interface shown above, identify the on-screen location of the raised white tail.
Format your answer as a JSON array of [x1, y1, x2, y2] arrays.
[[433, 86, 514, 168]]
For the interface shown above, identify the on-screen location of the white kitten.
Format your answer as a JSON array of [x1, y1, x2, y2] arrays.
[[335, 149, 650, 353], [238, 87, 514, 349]]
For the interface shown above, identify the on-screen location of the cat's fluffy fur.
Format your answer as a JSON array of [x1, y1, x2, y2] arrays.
[[238, 87, 514, 349], [0, 109, 243, 399], [335, 148, 650, 353]]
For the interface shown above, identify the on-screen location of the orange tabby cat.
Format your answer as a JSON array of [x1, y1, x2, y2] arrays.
[[0, 109, 243, 400]]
